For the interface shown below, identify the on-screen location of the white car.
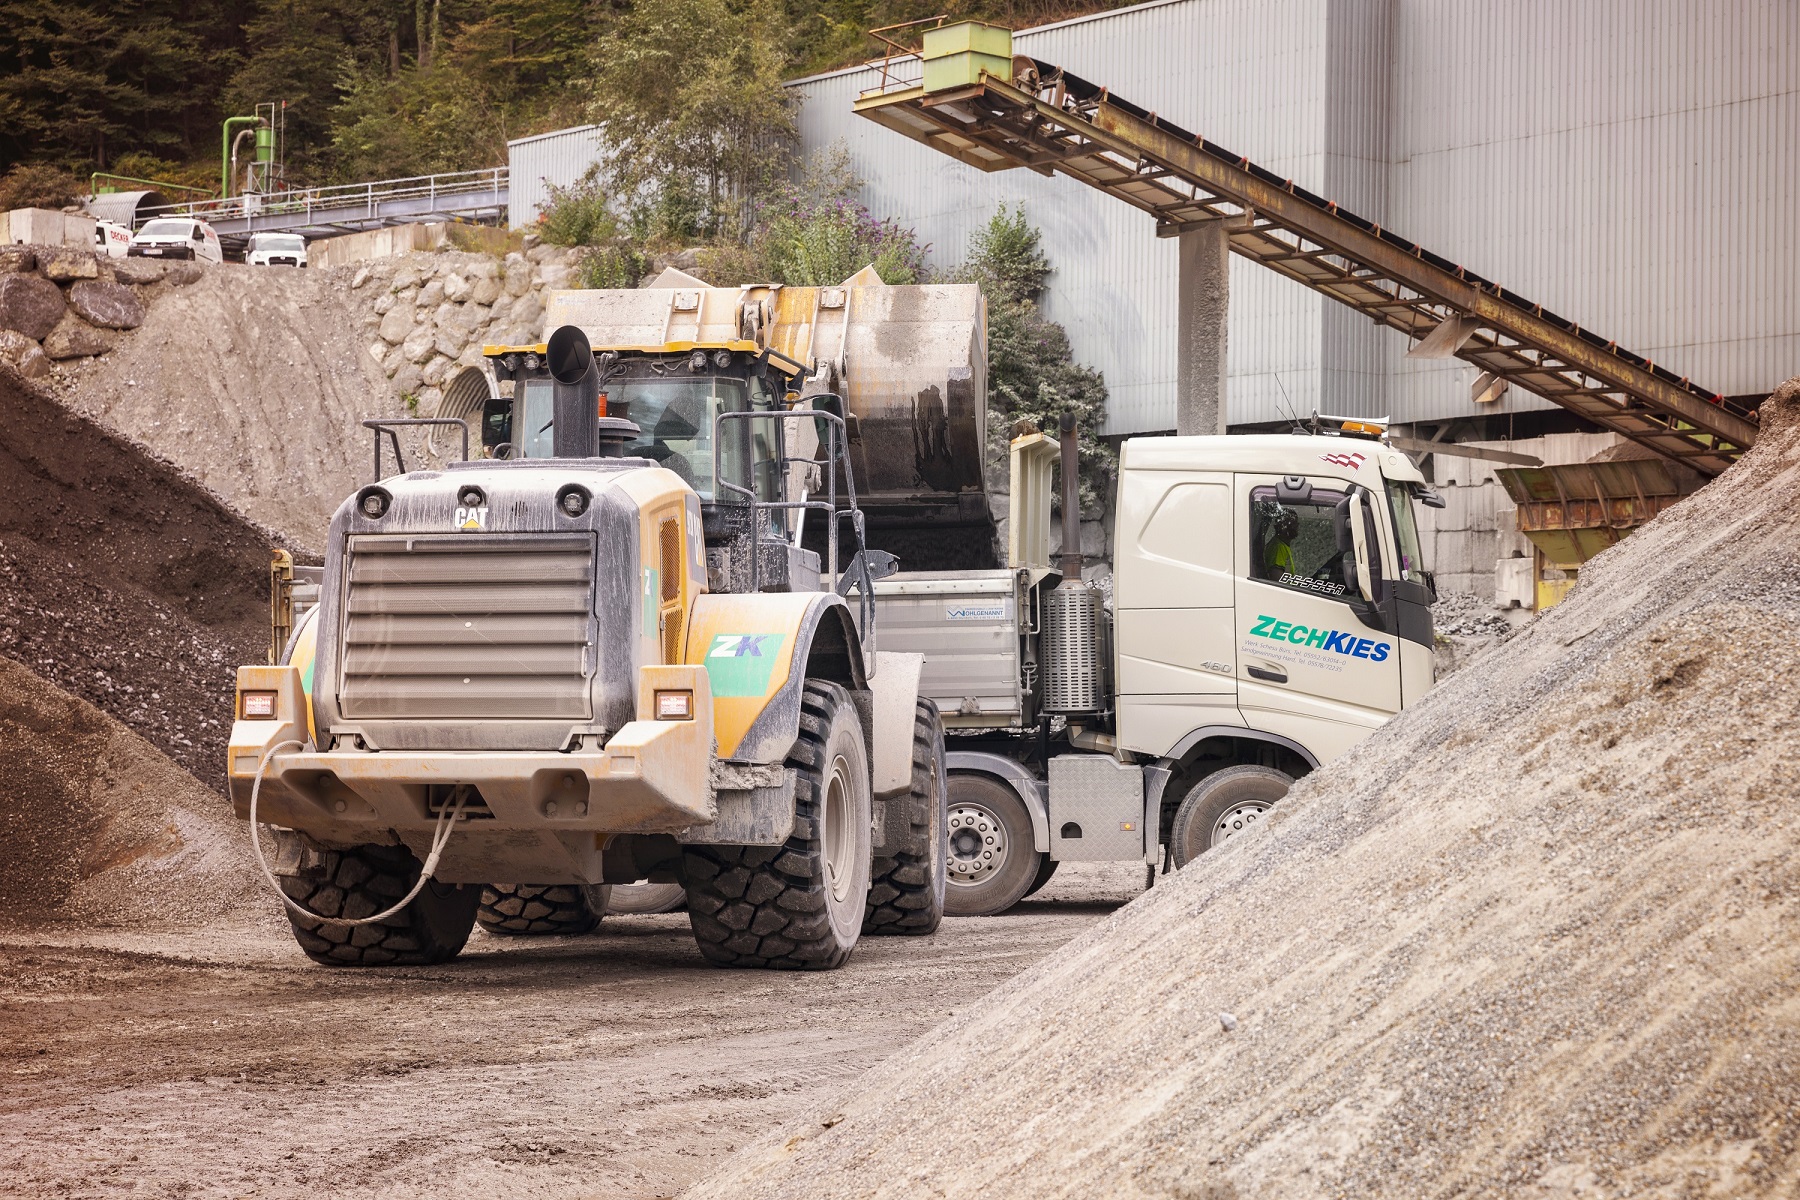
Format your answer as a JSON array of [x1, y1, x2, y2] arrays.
[[245, 232, 307, 267], [128, 217, 223, 265], [95, 220, 133, 258]]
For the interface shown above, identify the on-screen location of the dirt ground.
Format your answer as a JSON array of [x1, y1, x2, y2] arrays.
[[0, 862, 1143, 1200]]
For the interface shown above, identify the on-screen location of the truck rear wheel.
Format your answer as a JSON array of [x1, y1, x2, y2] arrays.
[[862, 697, 947, 936], [279, 843, 479, 966], [943, 773, 1041, 917], [476, 883, 612, 936], [682, 680, 872, 969], [1170, 765, 1293, 868], [606, 881, 687, 915]]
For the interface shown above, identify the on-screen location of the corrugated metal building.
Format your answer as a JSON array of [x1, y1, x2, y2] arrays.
[[790, 0, 1799, 435], [506, 125, 605, 230]]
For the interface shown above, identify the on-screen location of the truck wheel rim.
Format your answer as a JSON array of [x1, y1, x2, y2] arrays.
[[1209, 799, 1270, 848], [824, 753, 855, 905], [947, 802, 1006, 885]]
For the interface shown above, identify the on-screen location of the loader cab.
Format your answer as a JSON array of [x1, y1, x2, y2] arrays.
[[482, 343, 796, 506]]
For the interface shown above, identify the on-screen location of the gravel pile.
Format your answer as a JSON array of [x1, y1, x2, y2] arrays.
[[690, 380, 1800, 1198], [0, 365, 271, 788], [0, 652, 259, 929]]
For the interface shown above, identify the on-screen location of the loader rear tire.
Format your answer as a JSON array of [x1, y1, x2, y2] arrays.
[[862, 697, 947, 936], [279, 843, 479, 967], [1169, 765, 1293, 868], [476, 883, 612, 936], [682, 680, 872, 970]]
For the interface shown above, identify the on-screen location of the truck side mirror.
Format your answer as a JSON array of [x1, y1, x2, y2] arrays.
[[1334, 490, 1375, 603]]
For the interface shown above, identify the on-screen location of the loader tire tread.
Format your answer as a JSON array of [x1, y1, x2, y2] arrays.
[[476, 883, 608, 936], [279, 842, 479, 967], [683, 680, 870, 970], [863, 697, 947, 936]]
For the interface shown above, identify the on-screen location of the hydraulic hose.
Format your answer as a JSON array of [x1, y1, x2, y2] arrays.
[[247, 740, 467, 926]]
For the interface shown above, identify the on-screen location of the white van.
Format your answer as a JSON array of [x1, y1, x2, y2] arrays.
[[128, 217, 222, 265], [95, 220, 133, 258], [245, 232, 307, 267]]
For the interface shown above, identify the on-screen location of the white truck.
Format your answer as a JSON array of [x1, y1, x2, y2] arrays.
[[875, 415, 1443, 914]]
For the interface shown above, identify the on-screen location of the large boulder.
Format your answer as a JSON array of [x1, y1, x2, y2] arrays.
[[378, 303, 413, 345], [0, 273, 66, 341], [470, 274, 503, 306], [0, 246, 36, 275], [67, 279, 145, 330], [400, 323, 437, 364], [163, 261, 203, 286], [41, 252, 101, 282], [110, 258, 166, 285], [0, 328, 49, 379], [42, 313, 114, 360]]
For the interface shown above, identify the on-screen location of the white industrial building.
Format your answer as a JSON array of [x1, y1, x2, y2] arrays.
[[791, 0, 1796, 437], [511, 0, 1796, 602]]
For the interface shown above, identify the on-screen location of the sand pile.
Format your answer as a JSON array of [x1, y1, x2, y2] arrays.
[[51, 263, 402, 552], [690, 381, 1800, 1200], [0, 653, 259, 929], [0, 365, 271, 787]]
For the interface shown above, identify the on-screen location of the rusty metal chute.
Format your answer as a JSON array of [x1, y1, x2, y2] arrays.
[[852, 28, 1758, 475], [1496, 458, 1701, 567]]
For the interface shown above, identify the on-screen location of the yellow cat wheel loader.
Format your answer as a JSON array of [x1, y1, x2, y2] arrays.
[[227, 318, 947, 970]]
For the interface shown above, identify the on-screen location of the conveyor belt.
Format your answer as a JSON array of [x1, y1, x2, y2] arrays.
[[854, 55, 1758, 473]]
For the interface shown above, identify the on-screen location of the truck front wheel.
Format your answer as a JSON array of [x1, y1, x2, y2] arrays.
[[682, 680, 872, 969], [279, 843, 479, 966], [1169, 765, 1293, 868], [476, 883, 611, 936], [943, 773, 1041, 916]]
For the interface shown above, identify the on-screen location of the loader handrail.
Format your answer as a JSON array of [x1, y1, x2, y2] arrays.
[[361, 417, 470, 482]]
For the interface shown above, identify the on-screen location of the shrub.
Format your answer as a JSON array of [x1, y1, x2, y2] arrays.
[[0, 162, 81, 211]]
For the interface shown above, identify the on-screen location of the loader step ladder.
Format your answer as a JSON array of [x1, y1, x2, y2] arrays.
[[853, 49, 1758, 474]]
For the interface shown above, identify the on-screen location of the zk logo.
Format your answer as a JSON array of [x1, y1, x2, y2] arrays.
[[709, 634, 773, 658], [1318, 450, 1366, 470]]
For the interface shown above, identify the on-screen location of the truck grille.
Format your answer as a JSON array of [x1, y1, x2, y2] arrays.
[[338, 534, 595, 720]]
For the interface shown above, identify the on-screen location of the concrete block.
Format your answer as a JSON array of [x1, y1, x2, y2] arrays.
[[1494, 556, 1533, 610]]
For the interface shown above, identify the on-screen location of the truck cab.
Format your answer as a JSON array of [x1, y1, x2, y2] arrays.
[[875, 419, 1442, 914]]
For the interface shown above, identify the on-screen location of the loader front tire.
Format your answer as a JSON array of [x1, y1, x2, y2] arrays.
[[279, 843, 479, 967], [682, 680, 872, 970], [476, 883, 612, 936], [862, 697, 947, 936]]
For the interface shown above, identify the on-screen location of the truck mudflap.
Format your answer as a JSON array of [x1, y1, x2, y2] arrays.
[[227, 663, 716, 844]]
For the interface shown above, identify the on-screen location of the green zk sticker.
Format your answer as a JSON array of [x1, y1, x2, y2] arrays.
[[704, 633, 785, 698]]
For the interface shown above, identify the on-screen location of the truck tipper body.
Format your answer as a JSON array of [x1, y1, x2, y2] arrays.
[[876, 419, 1442, 913]]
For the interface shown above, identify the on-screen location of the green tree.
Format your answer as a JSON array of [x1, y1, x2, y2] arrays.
[[960, 204, 1111, 511], [585, 0, 796, 243]]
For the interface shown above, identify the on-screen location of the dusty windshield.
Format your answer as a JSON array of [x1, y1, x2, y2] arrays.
[[137, 220, 193, 238], [1385, 480, 1429, 585], [612, 377, 748, 498], [255, 234, 305, 252]]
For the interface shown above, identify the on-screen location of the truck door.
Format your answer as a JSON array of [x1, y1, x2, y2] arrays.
[[1232, 474, 1401, 764]]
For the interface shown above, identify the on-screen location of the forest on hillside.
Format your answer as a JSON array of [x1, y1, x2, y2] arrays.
[[0, 0, 1126, 188]]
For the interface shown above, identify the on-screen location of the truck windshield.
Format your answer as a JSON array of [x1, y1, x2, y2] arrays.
[[256, 235, 305, 251], [137, 220, 191, 238], [1384, 481, 1429, 585]]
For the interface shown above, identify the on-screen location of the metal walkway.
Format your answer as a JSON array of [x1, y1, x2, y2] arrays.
[[140, 168, 508, 241], [854, 53, 1758, 473]]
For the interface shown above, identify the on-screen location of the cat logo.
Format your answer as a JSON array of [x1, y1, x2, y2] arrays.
[[454, 505, 488, 531]]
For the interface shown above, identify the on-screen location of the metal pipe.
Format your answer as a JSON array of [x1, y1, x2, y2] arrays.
[[220, 116, 260, 198], [1058, 412, 1082, 581]]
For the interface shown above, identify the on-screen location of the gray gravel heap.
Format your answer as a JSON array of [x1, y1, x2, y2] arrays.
[[690, 379, 1800, 1198]]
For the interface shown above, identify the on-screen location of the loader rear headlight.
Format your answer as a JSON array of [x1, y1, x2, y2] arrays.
[[689, 349, 708, 371], [502, 352, 520, 374], [712, 349, 732, 368], [522, 352, 541, 371], [358, 487, 391, 519], [655, 690, 694, 720], [240, 691, 278, 719], [556, 484, 590, 517], [457, 485, 485, 508]]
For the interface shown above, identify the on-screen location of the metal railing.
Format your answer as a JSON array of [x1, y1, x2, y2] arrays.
[[364, 418, 470, 482], [135, 167, 509, 232]]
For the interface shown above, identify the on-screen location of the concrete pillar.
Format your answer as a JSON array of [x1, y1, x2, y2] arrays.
[[1175, 221, 1229, 435]]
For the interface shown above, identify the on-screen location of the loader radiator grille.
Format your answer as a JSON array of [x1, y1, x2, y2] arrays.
[[338, 534, 595, 720]]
